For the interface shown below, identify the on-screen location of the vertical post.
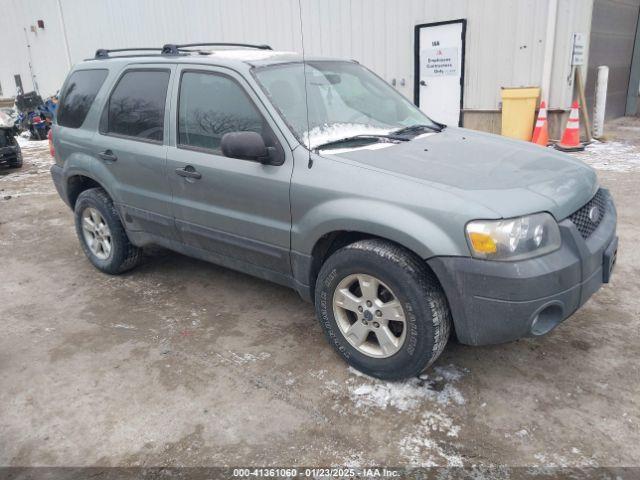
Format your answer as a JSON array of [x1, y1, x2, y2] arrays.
[[23, 27, 39, 94], [575, 67, 592, 142], [593, 66, 609, 138], [56, 0, 73, 70], [541, 0, 559, 104]]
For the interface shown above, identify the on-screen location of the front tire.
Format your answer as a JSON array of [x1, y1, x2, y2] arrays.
[[74, 188, 142, 274], [315, 239, 451, 380]]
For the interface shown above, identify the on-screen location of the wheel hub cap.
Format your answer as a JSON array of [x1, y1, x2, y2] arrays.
[[81, 207, 112, 260], [332, 273, 407, 358]]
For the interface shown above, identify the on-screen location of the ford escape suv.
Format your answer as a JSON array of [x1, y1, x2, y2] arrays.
[[50, 43, 617, 380]]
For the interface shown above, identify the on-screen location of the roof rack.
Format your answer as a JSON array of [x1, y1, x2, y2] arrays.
[[95, 48, 163, 59], [161, 42, 272, 55]]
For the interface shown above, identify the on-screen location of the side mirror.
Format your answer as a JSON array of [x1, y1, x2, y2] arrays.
[[221, 131, 276, 165]]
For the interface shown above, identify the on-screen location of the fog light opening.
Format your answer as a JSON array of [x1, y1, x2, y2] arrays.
[[530, 304, 564, 336]]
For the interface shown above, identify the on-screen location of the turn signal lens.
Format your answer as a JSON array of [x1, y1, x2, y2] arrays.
[[469, 232, 497, 253]]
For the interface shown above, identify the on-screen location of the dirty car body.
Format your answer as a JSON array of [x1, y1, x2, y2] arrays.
[[49, 46, 617, 378]]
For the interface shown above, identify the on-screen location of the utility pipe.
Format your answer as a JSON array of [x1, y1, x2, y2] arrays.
[[56, 0, 73, 71], [541, 0, 559, 105]]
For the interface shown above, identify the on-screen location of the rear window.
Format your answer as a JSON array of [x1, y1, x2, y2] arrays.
[[57, 69, 108, 128], [104, 69, 170, 142]]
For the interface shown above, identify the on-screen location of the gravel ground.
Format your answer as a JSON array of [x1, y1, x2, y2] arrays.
[[1, 119, 639, 474]]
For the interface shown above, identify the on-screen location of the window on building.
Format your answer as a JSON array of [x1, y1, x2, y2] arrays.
[[57, 69, 108, 128], [178, 72, 268, 153], [105, 70, 170, 142]]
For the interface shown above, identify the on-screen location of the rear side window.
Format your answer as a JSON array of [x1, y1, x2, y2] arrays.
[[178, 72, 268, 153], [57, 69, 108, 128], [104, 70, 170, 142]]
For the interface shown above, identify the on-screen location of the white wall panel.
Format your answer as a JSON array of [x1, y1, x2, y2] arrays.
[[0, 0, 593, 112]]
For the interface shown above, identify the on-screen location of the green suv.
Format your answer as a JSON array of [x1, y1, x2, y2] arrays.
[[49, 44, 617, 379]]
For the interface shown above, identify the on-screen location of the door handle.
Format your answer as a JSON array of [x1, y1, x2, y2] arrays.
[[97, 150, 117, 162], [420, 80, 427, 87], [175, 166, 202, 180]]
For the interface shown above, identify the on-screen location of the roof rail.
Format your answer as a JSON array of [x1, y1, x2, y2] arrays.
[[161, 42, 272, 55], [95, 48, 163, 59]]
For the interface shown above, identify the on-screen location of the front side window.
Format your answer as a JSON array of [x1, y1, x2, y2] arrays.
[[254, 61, 437, 149], [105, 70, 170, 142], [57, 69, 108, 128], [178, 72, 271, 154]]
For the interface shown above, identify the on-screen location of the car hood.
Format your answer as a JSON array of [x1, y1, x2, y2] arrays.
[[323, 127, 597, 219]]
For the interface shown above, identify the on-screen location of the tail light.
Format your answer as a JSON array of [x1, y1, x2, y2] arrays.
[[48, 129, 55, 157]]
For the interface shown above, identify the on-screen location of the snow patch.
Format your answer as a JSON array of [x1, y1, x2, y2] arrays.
[[399, 427, 464, 467], [17, 137, 48, 149], [217, 351, 271, 366], [347, 363, 467, 411], [320, 142, 395, 154], [570, 140, 640, 172], [303, 123, 395, 149]]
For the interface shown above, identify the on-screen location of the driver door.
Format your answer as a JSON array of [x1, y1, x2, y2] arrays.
[[166, 65, 293, 279]]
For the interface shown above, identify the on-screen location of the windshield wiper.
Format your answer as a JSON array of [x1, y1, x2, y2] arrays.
[[392, 123, 445, 136], [313, 134, 409, 152]]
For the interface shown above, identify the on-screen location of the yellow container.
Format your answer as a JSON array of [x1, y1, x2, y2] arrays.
[[501, 87, 540, 141]]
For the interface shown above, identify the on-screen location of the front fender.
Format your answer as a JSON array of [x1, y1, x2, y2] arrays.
[[292, 197, 465, 259]]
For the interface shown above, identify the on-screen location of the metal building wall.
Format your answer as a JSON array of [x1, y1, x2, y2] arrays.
[[585, 0, 640, 118], [0, 0, 593, 115]]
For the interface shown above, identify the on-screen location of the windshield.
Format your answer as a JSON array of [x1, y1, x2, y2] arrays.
[[253, 61, 437, 149]]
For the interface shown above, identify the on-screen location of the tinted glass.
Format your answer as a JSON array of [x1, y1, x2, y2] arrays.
[[57, 69, 108, 128], [178, 72, 266, 153], [106, 70, 170, 141]]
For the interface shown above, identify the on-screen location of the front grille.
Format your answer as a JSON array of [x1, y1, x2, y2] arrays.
[[568, 189, 608, 239]]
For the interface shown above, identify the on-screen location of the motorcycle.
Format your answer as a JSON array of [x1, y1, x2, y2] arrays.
[[15, 91, 50, 140]]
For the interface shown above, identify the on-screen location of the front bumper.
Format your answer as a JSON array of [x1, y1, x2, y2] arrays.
[[428, 190, 618, 346], [0, 147, 21, 166]]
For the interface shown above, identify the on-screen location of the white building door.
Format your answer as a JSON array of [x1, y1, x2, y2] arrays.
[[414, 20, 466, 126]]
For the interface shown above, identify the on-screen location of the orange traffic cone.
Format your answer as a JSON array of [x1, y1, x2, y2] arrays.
[[555, 101, 585, 152], [531, 101, 549, 146]]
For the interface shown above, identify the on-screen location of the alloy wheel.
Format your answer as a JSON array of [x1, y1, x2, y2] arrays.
[[81, 207, 112, 260], [332, 273, 407, 358]]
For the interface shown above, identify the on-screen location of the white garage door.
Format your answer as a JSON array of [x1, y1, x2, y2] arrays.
[[414, 20, 466, 126]]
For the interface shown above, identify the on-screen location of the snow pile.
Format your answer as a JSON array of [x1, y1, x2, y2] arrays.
[[17, 136, 48, 149], [570, 140, 640, 172], [347, 363, 467, 411], [345, 363, 468, 467], [0, 111, 14, 128], [303, 123, 394, 150]]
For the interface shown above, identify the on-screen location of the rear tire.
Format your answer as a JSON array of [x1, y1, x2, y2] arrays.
[[74, 188, 142, 274], [314, 239, 451, 380]]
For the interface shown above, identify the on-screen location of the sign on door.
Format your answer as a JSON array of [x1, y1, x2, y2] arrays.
[[414, 20, 466, 126]]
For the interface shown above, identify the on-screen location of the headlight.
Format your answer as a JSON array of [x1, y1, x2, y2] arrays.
[[465, 212, 561, 261]]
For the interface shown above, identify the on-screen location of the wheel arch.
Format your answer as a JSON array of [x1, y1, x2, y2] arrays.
[[298, 221, 457, 303], [64, 171, 115, 210]]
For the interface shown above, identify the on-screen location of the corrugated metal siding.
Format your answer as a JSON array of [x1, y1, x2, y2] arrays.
[[585, 0, 640, 118], [0, 0, 593, 113]]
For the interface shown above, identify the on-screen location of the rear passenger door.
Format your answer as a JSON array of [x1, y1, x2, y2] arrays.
[[166, 65, 293, 278], [93, 65, 176, 239]]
